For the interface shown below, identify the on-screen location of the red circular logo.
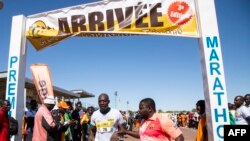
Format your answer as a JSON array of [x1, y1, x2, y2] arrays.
[[167, 1, 193, 25]]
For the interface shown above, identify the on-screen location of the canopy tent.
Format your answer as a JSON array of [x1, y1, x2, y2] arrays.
[[0, 71, 94, 100]]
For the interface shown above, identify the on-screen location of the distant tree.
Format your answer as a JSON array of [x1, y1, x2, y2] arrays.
[[158, 109, 163, 113], [191, 108, 197, 112], [128, 110, 133, 114]]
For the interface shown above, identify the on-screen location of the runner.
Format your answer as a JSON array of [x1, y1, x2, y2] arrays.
[[89, 93, 125, 141]]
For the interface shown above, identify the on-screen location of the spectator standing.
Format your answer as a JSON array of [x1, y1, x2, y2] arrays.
[[25, 100, 38, 141], [89, 93, 125, 141], [228, 103, 235, 125], [177, 113, 182, 127], [187, 112, 194, 128], [32, 96, 60, 141], [71, 102, 82, 141], [127, 111, 134, 131], [193, 113, 199, 129], [234, 95, 250, 125], [120, 111, 127, 129], [195, 100, 207, 141], [134, 112, 142, 129], [0, 99, 11, 141], [244, 94, 250, 111], [81, 106, 95, 141], [22, 109, 28, 141], [64, 101, 75, 141], [119, 98, 184, 141], [57, 100, 74, 141], [180, 112, 187, 127]]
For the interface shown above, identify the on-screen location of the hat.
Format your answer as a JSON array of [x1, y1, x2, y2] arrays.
[[58, 101, 69, 109], [44, 96, 56, 105]]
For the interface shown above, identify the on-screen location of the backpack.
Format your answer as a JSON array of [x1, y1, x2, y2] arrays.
[[9, 116, 18, 135]]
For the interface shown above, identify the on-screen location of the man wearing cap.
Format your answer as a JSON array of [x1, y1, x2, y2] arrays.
[[57, 100, 75, 141], [32, 96, 61, 141]]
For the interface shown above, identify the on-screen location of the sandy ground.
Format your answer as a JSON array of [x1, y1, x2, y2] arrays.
[[123, 127, 197, 141]]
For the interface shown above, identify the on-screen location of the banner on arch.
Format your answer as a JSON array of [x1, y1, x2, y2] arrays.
[[26, 0, 199, 50]]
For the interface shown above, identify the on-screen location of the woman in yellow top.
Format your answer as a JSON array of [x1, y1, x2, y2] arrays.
[[80, 106, 95, 141]]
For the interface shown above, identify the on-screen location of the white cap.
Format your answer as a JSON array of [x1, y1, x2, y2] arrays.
[[44, 95, 56, 104]]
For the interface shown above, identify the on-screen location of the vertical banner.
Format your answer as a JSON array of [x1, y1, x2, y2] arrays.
[[6, 15, 27, 141], [30, 64, 54, 103], [196, 0, 230, 140]]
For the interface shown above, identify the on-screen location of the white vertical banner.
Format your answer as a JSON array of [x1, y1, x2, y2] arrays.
[[196, 0, 230, 140], [5, 15, 27, 141]]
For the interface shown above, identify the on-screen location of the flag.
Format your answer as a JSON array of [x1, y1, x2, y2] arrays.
[[30, 64, 54, 103]]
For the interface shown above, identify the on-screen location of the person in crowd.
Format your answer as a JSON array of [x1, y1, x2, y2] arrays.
[[32, 96, 61, 141], [134, 112, 142, 129], [118, 98, 184, 141], [25, 99, 38, 141], [234, 95, 250, 125], [64, 101, 75, 141], [228, 102, 235, 125], [57, 100, 74, 141], [193, 114, 199, 129], [89, 93, 125, 141], [177, 113, 182, 127], [22, 109, 28, 141], [127, 111, 134, 131], [244, 93, 250, 110], [181, 112, 187, 127], [187, 112, 194, 128], [0, 99, 11, 141], [81, 106, 95, 141], [71, 101, 82, 141], [120, 111, 127, 140], [172, 113, 178, 125], [195, 100, 207, 141]]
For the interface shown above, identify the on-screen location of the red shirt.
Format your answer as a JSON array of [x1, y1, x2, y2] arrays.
[[32, 104, 55, 141], [0, 108, 10, 141], [139, 113, 182, 141]]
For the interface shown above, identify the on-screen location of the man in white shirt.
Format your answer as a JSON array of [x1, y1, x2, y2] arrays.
[[234, 95, 250, 125], [89, 93, 125, 141]]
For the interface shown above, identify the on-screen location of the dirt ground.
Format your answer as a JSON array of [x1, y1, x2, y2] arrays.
[[123, 127, 197, 141]]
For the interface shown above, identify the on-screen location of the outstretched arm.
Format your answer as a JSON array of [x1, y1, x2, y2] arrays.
[[124, 130, 140, 138], [110, 123, 126, 141], [175, 134, 184, 141], [116, 124, 140, 139]]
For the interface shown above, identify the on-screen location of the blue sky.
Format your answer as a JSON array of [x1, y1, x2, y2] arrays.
[[0, 0, 249, 111]]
